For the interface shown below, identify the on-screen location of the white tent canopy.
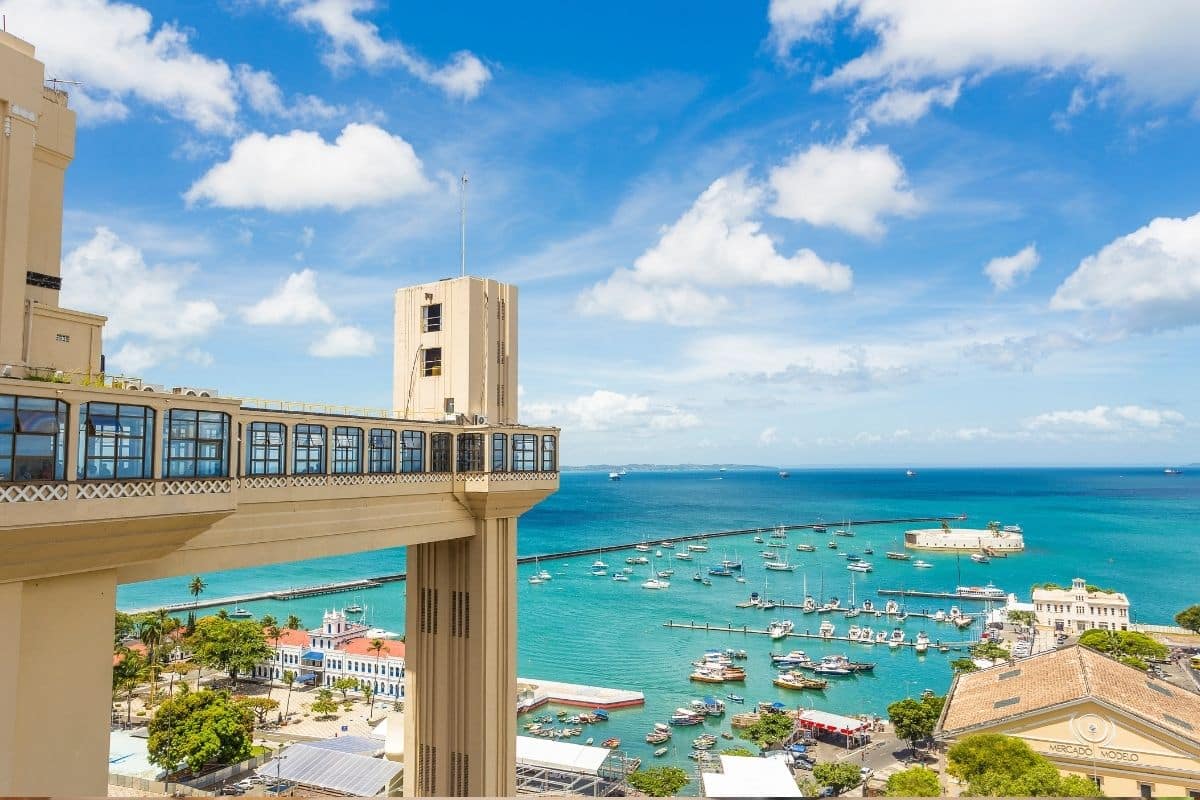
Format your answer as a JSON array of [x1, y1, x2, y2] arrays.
[[516, 735, 611, 776], [702, 755, 802, 798], [257, 743, 401, 796]]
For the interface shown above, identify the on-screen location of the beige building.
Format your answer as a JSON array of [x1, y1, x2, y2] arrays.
[[1033, 577, 1131, 633], [938, 646, 1200, 798], [0, 28, 558, 797]]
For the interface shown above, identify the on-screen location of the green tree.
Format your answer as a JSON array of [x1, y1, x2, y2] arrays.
[[263, 623, 282, 700], [950, 657, 978, 674], [1174, 604, 1200, 635], [361, 681, 375, 712], [720, 746, 756, 756], [236, 696, 280, 726], [1007, 609, 1037, 626], [885, 766, 941, 797], [188, 575, 206, 605], [311, 688, 339, 718], [947, 733, 1041, 782], [148, 689, 253, 776], [737, 712, 795, 747], [187, 616, 273, 691], [970, 640, 1010, 662], [813, 762, 863, 795], [285, 614, 302, 630], [626, 766, 690, 797], [333, 675, 359, 701], [1078, 630, 1167, 664], [887, 694, 945, 751], [115, 611, 137, 647], [282, 670, 297, 720], [947, 733, 1102, 797], [112, 646, 149, 725]]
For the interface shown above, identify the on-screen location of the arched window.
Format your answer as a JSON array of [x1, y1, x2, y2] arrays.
[[332, 426, 363, 474], [78, 402, 153, 480], [163, 409, 230, 478], [1, 394, 67, 481], [246, 422, 286, 475], [294, 424, 327, 474]]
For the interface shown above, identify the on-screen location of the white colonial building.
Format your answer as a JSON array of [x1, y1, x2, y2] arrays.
[[252, 610, 406, 701], [1032, 577, 1131, 633]]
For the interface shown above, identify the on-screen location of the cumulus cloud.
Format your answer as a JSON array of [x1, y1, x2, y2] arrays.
[[278, 0, 491, 99], [1050, 210, 1200, 330], [768, 142, 920, 237], [984, 244, 1040, 291], [235, 65, 343, 121], [5, 0, 239, 132], [864, 80, 962, 125], [769, 1, 1200, 110], [578, 171, 852, 325], [1026, 405, 1185, 432], [758, 427, 779, 446], [309, 325, 376, 358], [185, 123, 432, 211], [241, 269, 334, 325], [524, 390, 700, 433], [60, 227, 221, 372]]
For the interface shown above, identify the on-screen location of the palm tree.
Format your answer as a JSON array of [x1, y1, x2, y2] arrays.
[[260, 614, 277, 629], [188, 576, 206, 605], [264, 624, 282, 700], [369, 638, 387, 661], [282, 670, 296, 722], [136, 615, 164, 702], [286, 614, 302, 630], [361, 681, 375, 718]]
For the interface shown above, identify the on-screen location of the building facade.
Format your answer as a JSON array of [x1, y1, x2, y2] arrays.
[[938, 646, 1200, 798], [1033, 578, 1131, 632], [252, 611, 408, 701]]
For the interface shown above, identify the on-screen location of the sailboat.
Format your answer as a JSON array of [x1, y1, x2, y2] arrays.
[[642, 563, 670, 590], [344, 595, 364, 614], [591, 548, 609, 572], [535, 557, 552, 581], [765, 557, 796, 572]]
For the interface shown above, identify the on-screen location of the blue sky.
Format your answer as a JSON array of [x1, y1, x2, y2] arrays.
[[11, 1, 1200, 465]]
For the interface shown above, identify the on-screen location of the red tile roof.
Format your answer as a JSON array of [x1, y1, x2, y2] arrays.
[[267, 628, 311, 648], [341, 637, 405, 659]]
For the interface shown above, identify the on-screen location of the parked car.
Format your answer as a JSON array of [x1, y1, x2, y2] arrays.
[[218, 787, 243, 796]]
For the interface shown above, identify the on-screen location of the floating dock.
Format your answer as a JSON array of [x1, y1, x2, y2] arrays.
[[661, 620, 975, 650]]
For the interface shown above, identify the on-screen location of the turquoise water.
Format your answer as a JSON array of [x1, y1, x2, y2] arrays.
[[118, 468, 1199, 776]]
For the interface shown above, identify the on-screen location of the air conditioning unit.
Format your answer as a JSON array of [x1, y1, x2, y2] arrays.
[[141, 383, 165, 393], [443, 413, 459, 423], [172, 386, 219, 398], [121, 379, 144, 391], [472, 414, 487, 425]]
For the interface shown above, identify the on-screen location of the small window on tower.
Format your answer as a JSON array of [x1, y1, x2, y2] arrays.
[[422, 303, 442, 332], [423, 347, 442, 377]]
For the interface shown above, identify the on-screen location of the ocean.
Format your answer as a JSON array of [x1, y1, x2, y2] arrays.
[[117, 467, 1199, 776]]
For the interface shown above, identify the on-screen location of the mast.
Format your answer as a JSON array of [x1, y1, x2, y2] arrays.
[[459, 173, 468, 277]]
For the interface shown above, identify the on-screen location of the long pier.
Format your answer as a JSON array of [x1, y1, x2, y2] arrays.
[[121, 515, 955, 613], [876, 588, 1006, 602], [661, 620, 976, 650], [734, 602, 977, 625]]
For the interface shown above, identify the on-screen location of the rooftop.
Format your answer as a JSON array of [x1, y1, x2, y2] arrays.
[[939, 645, 1200, 746], [702, 755, 802, 798], [341, 637, 405, 658], [256, 743, 401, 796]]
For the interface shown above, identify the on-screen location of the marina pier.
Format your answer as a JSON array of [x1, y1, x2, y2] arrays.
[[876, 588, 1005, 602], [661, 620, 977, 650]]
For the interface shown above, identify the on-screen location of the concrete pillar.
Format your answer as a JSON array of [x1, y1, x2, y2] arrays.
[[404, 516, 517, 796], [0, 568, 117, 795]]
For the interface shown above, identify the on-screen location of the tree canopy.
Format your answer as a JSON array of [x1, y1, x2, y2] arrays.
[[947, 734, 1102, 797], [1175, 604, 1200, 635], [626, 766, 690, 797], [147, 689, 253, 775], [884, 766, 941, 797], [737, 712, 795, 747], [813, 762, 862, 794], [950, 657, 979, 674], [186, 616, 273, 686], [887, 694, 945, 749], [311, 688, 339, 718], [1078, 629, 1167, 669]]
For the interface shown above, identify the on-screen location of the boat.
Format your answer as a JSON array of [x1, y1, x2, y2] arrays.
[[622, 566, 634, 573], [906, 469, 916, 477], [669, 710, 704, 726], [836, 521, 855, 537], [655, 549, 663, 558], [844, 553, 861, 561], [767, 620, 795, 640], [847, 562, 872, 573], [771, 525, 788, 539], [692, 573, 703, 582], [702, 578, 713, 586], [735, 576, 746, 583], [700, 696, 726, 715], [760, 550, 779, 560], [721, 551, 745, 569], [675, 552, 693, 561], [602, 738, 620, 749], [230, 607, 253, 618], [863, 546, 874, 555], [635, 542, 652, 552], [535, 558, 552, 581], [818, 621, 835, 638], [932, 610, 946, 622], [888, 628, 906, 649], [802, 596, 817, 613], [765, 559, 796, 572], [970, 553, 990, 564], [654, 747, 668, 757], [646, 731, 670, 744], [642, 577, 670, 589], [753, 535, 764, 544], [859, 626, 874, 644], [770, 650, 810, 666], [657, 569, 675, 578], [592, 551, 609, 570], [721, 732, 734, 740], [593, 709, 609, 720], [726, 693, 744, 703], [689, 668, 725, 684], [875, 631, 888, 644], [884, 600, 900, 615], [886, 552, 912, 561], [767, 541, 787, 549], [956, 583, 1006, 599], [845, 607, 861, 619], [660, 541, 675, 549], [708, 566, 733, 577], [861, 599, 875, 613], [774, 671, 829, 690], [913, 560, 932, 568], [612, 574, 629, 582], [1164, 468, 1183, 475], [847, 624, 861, 641], [779, 471, 790, 478], [1002, 524, 1023, 533], [528, 575, 544, 585], [796, 543, 816, 552], [818, 597, 842, 613], [812, 525, 827, 533], [626, 555, 649, 565], [609, 472, 620, 481], [914, 632, 930, 653], [688, 541, 709, 552], [827, 541, 838, 549]]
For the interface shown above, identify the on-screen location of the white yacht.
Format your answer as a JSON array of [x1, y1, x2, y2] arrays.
[[846, 562, 872, 573], [635, 542, 652, 552], [888, 629, 906, 649], [609, 472, 620, 480], [847, 624, 861, 641], [875, 630, 889, 644], [818, 621, 835, 638], [914, 632, 930, 653], [612, 573, 629, 582], [913, 560, 932, 568], [859, 626, 875, 644], [767, 620, 795, 640], [765, 559, 796, 572], [688, 542, 709, 552], [642, 577, 670, 590], [675, 552, 693, 561]]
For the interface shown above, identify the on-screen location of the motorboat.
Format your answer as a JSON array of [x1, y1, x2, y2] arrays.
[[884, 600, 900, 615], [230, 607, 253, 618], [528, 576, 543, 585], [702, 578, 713, 586], [753, 535, 764, 544], [675, 552, 693, 561], [859, 626, 874, 644], [802, 596, 817, 613], [888, 629, 906, 649], [688, 542, 709, 552], [970, 553, 990, 564], [635, 543, 652, 552], [660, 541, 675, 549], [590, 566, 608, 576], [657, 569, 675, 578], [602, 738, 620, 749], [653, 746, 669, 756], [765, 560, 796, 572], [655, 550, 663, 558], [915, 632, 930, 653], [844, 554, 861, 561], [932, 610, 946, 622], [863, 546, 874, 555], [708, 566, 733, 577], [906, 469, 916, 477], [688, 668, 726, 684], [827, 541, 838, 549], [770, 650, 811, 666], [642, 577, 670, 590], [914, 560, 932, 568], [692, 573, 703, 582], [767, 541, 787, 549], [847, 562, 872, 573], [818, 621, 835, 638], [844, 607, 861, 619], [626, 555, 649, 565], [1002, 524, 1023, 533], [809, 658, 850, 676], [609, 472, 620, 480], [669, 709, 704, 725], [726, 693, 744, 703], [886, 552, 912, 561], [736, 576, 746, 583], [771, 525, 788, 539], [847, 624, 861, 640], [774, 671, 829, 690], [720, 557, 743, 570], [812, 525, 827, 533], [818, 598, 842, 613], [861, 599, 875, 613], [875, 631, 889, 644], [760, 550, 779, 560], [796, 543, 816, 552], [955, 583, 1006, 599], [612, 574, 629, 582], [767, 620, 795, 640], [779, 470, 790, 478]]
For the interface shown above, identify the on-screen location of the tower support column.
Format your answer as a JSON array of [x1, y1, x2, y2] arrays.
[[0, 568, 117, 795], [404, 516, 518, 797]]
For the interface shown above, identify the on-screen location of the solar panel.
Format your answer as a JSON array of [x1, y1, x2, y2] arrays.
[[1146, 681, 1174, 697], [998, 669, 1022, 680], [257, 743, 400, 796], [993, 697, 1020, 709]]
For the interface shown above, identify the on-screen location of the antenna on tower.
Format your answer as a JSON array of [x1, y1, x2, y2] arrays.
[[45, 77, 84, 92], [459, 173, 468, 278]]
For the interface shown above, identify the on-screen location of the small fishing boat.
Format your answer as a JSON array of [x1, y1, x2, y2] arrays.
[[796, 543, 816, 552], [886, 551, 912, 561], [602, 738, 620, 749], [774, 671, 829, 690], [586, 737, 594, 745], [654, 747, 668, 757], [726, 693, 744, 704], [736, 576, 746, 583], [721, 732, 734, 740], [844, 553, 861, 561]]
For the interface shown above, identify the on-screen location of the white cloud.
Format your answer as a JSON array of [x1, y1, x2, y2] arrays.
[[235, 65, 343, 121], [309, 325, 376, 358], [768, 142, 920, 237], [278, 0, 491, 99], [300, 227, 316, 247], [241, 269, 334, 325], [185, 123, 432, 211], [579, 171, 852, 325], [524, 390, 700, 433], [984, 244, 1040, 292], [864, 80, 962, 125], [1050, 210, 1200, 330], [60, 227, 221, 372], [6, 0, 238, 132], [759, 427, 779, 446], [1026, 405, 1185, 432], [770, 1, 1200, 110]]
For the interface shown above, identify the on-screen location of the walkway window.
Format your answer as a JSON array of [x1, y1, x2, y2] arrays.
[[400, 430, 425, 473], [541, 434, 557, 472], [332, 426, 363, 474], [294, 424, 327, 474], [512, 434, 537, 472], [164, 410, 230, 478], [422, 347, 442, 377], [430, 432, 452, 473], [369, 429, 395, 473], [491, 433, 507, 472], [78, 402, 152, 480], [456, 433, 484, 472], [246, 422, 286, 475], [1, 394, 67, 481], [422, 303, 441, 333]]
